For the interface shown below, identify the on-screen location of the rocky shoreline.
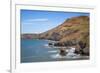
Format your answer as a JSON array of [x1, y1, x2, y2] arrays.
[[48, 40, 89, 56]]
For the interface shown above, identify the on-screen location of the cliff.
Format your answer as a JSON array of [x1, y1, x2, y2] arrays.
[[40, 16, 89, 55]]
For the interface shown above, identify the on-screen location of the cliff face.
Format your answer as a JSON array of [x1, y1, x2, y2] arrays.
[[39, 16, 89, 55], [40, 16, 89, 43]]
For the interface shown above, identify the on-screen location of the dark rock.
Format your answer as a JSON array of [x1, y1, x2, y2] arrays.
[[78, 41, 86, 49], [48, 43, 53, 45], [83, 47, 89, 55], [54, 42, 64, 46], [59, 48, 67, 56]]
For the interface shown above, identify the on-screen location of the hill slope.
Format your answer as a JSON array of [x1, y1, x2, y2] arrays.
[[39, 16, 89, 55], [40, 16, 89, 43]]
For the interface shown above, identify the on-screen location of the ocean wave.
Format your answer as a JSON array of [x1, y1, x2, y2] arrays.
[[44, 44, 51, 48], [50, 53, 81, 59], [48, 50, 58, 53]]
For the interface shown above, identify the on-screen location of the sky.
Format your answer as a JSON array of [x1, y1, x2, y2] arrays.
[[21, 9, 89, 34]]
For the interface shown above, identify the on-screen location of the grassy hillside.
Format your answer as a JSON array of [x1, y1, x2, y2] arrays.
[[39, 16, 89, 55]]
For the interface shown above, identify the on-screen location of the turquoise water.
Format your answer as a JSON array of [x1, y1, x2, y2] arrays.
[[21, 39, 89, 63], [21, 39, 60, 63]]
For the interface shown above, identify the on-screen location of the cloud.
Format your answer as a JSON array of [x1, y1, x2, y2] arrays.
[[22, 18, 49, 25], [26, 18, 49, 22], [22, 22, 34, 25]]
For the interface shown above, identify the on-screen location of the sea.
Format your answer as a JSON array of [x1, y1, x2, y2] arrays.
[[21, 39, 89, 63]]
